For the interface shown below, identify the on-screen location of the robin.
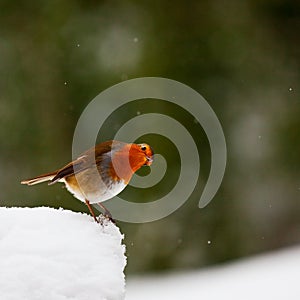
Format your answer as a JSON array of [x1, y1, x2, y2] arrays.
[[21, 140, 154, 223]]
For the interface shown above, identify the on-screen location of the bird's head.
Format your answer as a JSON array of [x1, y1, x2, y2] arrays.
[[135, 143, 154, 166], [126, 143, 154, 172], [109, 141, 154, 183]]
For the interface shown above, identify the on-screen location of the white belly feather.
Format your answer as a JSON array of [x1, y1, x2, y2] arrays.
[[63, 166, 127, 204]]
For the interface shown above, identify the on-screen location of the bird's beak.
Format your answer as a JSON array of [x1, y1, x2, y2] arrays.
[[144, 156, 153, 166]]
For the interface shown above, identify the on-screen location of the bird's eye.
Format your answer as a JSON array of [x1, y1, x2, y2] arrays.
[[141, 146, 147, 151]]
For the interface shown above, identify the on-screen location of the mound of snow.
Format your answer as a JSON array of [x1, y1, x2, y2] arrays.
[[0, 207, 126, 300], [126, 246, 300, 300]]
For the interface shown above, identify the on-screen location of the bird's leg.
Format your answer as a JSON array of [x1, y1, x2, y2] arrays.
[[97, 202, 115, 223], [85, 200, 99, 223]]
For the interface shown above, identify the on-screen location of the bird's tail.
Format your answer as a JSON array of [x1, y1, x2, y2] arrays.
[[21, 171, 58, 186]]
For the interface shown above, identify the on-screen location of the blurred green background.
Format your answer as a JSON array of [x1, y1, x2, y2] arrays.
[[1, 0, 299, 275]]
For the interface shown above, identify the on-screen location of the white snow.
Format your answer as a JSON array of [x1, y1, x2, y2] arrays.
[[0, 207, 126, 300], [126, 246, 300, 300], [1, 207, 300, 300]]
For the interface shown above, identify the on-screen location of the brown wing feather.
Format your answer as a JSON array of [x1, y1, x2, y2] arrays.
[[50, 140, 117, 184], [21, 140, 123, 186], [49, 159, 84, 184], [21, 171, 58, 185]]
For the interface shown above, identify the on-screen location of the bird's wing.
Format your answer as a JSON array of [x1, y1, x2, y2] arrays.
[[50, 141, 117, 184], [49, 157, 87, 184]]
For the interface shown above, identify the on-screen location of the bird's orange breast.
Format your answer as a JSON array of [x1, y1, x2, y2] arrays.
[[109, 144, 149, 184]]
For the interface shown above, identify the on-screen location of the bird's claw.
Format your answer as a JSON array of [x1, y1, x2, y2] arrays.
[[97, 214, 116, 225]]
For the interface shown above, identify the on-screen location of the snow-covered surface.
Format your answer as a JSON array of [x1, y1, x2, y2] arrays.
[[126, 246, 300, 300], [2, 207, 299, 300], [0, 207, 126, 300]]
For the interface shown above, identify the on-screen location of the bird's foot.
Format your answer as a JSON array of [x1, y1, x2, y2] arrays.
[[105, 214, 116, 224], [97, 214, 116, 225]]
